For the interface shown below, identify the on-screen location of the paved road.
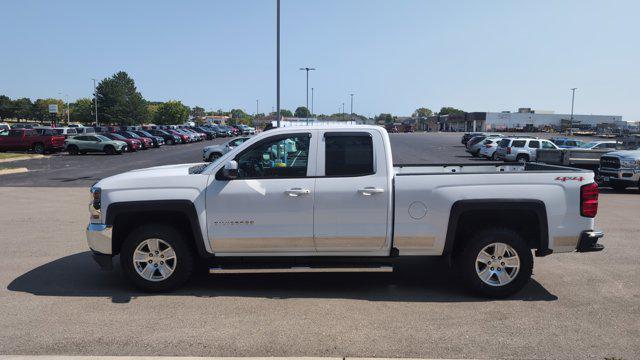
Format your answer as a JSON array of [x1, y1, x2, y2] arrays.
[[0, 133, 477, 187]]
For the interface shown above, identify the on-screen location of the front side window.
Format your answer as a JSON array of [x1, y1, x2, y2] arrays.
[[236, 134, 310, 179], [542, 141, 556, 149], [325, 134, 374, 176]]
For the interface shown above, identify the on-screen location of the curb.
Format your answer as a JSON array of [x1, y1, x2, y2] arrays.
[[0, 167, 28, 176]]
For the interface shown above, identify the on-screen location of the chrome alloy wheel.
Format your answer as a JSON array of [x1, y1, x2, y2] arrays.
[[133, 238, 177, 282], [475, 242, 520, 286]]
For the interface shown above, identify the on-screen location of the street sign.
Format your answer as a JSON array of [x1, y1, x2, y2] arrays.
[[48, 104, 58, 114]]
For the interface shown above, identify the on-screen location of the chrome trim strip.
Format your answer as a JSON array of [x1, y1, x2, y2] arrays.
[[209, 266, 394, 274]]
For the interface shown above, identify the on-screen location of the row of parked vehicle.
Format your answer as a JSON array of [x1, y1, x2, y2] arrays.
[[462, 132, 618, 162], [0, 122, 255, 155]]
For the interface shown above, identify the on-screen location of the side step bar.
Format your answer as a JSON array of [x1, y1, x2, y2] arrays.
[[209, 265, 394, 274]]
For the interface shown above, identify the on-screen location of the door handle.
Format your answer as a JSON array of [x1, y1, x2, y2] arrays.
[[285, 188, 311, 197], [358, 187, 385, 196]]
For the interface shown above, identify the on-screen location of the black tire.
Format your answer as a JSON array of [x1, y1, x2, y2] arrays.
[[67, 145, 79, 155], [33, 142, 45, 154], [454, 228, 533, 298], [208, 153, 222, 162], [516, 154, 529, 163], [166, 139, 174, 145], [104, 145, 116, 155], [490, 152, 497, 161], [120, 223, 195, 292]]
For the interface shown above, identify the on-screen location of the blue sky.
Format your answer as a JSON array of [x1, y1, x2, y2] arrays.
[[1, 0, 638, 120]]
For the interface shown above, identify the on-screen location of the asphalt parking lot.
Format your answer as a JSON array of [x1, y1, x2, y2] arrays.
[[0, 133, 638, 359]]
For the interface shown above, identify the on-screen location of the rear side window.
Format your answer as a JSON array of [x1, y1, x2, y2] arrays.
[[528, 140, 540, 149], [325, 134, 374, 176], [512, 140, 526, 148], [498, 139, 510, 147]]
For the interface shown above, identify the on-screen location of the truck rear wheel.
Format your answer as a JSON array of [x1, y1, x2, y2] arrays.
[[455, 228, 533, 298], [120, 224, 195, 292], [33, 142, 45, 154]]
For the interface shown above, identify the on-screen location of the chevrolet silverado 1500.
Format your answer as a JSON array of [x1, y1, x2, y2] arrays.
[[87, 126, 604, 297]]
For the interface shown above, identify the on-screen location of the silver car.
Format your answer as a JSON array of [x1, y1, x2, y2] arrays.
[[495, 138, 558, 162], [203, 137, 249, 162]]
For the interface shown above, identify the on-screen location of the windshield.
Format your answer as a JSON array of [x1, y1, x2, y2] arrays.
[[126, 131, 141, 138], [580, 142, 599, 148], [109, 133, 127, 140]]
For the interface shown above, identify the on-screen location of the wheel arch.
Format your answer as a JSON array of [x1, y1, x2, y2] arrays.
[[106, 200, 210, 258], [443, 199, 550, 257]]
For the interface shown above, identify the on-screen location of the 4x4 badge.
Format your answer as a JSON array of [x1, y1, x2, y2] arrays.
[[555, 176, 584, 182]]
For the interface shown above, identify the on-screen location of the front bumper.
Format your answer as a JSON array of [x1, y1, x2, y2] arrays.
[[87, 223, 113, 270], [576, 230, 605, 253], [599, 168, 640, 185]]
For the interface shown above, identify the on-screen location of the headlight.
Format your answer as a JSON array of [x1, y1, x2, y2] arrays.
[[90, 187, 101, 210], [620, 159, 640, 169]]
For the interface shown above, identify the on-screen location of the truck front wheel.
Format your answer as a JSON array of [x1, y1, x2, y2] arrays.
[[455, 228, 533, 298], [120, 224, 195, 292]]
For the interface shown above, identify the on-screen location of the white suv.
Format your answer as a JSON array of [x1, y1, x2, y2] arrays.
[[496, 138, 558, 162]]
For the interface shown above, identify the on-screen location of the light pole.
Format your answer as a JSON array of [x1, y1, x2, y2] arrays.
[[58, 91, 69, 124], [256, 99, 259, 117], [299, 67, 315, 116], [276, 0, 281, 127], [311, 87, 314, 116], [569, 87, 577, 134], [92, 78, 98, 127]]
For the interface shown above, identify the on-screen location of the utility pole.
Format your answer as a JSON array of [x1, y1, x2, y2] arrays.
[[92, 79, 98, 127], [276, 0, 281, 127], [342, 102, 345, 118], [256, 99, 259, 117], [349, 93, 355, 119], [311, 87, 314, 116], [569, 87, 577, 135], [299, 67, 316, 115]]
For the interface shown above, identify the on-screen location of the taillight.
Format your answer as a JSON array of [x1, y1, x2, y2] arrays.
[[507, 147, 512, 154], [580, 183, 598, 218]]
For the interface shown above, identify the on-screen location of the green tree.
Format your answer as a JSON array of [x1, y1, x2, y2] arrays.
[[10, 98, 35, 120], [279, 109, 293, 117], [190, 106, 206, 123], [96, 71, 148, 125], [438, 107, 464, 116], [294, 106, 311, 118], [412, 107, 433, 118], [375, 113, 394, 124], [32, 98, 65, 122], [229, 108, 248, 119], [153, 100, 189, 125], [0, 95, 13, 119], [70, 98, 95, 124]]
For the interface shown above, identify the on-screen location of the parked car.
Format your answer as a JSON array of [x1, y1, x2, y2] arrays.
[[101, 132, 141, 152], [598, 149, 640, 191], [11, 122, 40, 129], [168, 129, 190, 143], [75, 126, 96, 135], [578, 141, 619, 150], [182, 128, 205, 141], [202, 137, 249, 162], [0, 123, 10, 132], [51, 127, 79, 138], [550, 137, 585, 149], [478, 138, 503, 160], [116, 131, 153, 149], [495, 138, 558, 162], [65, 134, 128, 155], [466, 134, 502, 156], [236, 124, 255, 135], [461, 132, 487, 145], [86, 125, 604, 297], [132, 130, 164, 148], [148, 129, 181, 145], [206, 125, 229, 138], [0, 128, 65, 154], [191, 126, 216, 140]]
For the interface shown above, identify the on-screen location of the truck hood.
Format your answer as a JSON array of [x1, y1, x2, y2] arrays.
[[96, 163, 207, 189], [604, 150, 640, 159]]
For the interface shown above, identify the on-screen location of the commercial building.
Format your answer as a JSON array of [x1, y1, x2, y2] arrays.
[[425, 108, 623, 132]]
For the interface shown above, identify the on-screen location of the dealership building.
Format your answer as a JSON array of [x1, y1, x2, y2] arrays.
[[424, 108, 624, 132]]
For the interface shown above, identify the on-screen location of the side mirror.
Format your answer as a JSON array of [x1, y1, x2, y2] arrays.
[[223, 160, 238, 179]]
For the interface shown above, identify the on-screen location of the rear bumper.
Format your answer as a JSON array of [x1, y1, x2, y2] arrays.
[[576, 230, 605, 252]]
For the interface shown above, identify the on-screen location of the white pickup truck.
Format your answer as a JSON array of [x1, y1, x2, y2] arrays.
[[87, 125, 604, 298]]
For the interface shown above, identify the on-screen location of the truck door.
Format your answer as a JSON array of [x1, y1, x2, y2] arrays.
[[206, 131, 317, 254], [4, 130, 24, 150], [313, 130, 391, 252]]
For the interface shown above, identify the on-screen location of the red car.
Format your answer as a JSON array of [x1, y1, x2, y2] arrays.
[[169, 129, 189, 144], [0, 128, 65, 154], [101, 132, 141, 152], [117, 131, 153, 149]]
